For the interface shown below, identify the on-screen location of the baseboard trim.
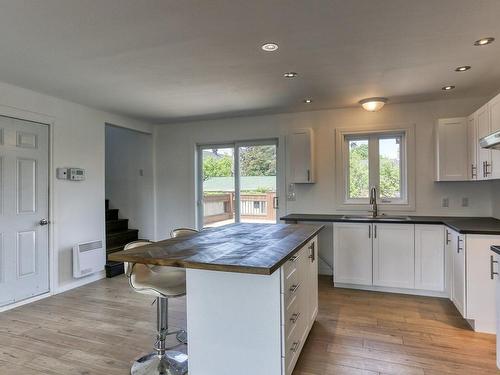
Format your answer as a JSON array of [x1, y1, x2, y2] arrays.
[[55, 270, 106, 294], [0, 292, 52, 313], [334, 282, 448, 298]]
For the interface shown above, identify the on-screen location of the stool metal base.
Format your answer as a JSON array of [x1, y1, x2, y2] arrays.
[[131, 351, 188, 375]]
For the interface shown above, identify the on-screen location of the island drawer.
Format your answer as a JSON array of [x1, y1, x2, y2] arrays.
[[284, 292, 301, 339]]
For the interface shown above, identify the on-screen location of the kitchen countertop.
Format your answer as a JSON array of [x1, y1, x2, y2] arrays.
[[281, 214, 500, 235], [108, 223, 324, 275], [491, 245, 500, 255]]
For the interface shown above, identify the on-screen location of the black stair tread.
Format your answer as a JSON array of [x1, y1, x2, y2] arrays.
[[106, 218, 129, 230], [106, 218, 128, 224], [106, 245, 124, 254], [106, 228, 139, 238]]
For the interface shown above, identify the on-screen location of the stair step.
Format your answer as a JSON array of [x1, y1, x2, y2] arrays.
[[105, 261, 124, 278], [106, 209, 119, 221], [106, 219, 129, 233], [105, 199, 109, 210], [106, 229, 139, 248], [106, 245, 124, 254]]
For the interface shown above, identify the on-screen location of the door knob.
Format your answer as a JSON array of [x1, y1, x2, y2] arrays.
[[39, 219, 49, 226]]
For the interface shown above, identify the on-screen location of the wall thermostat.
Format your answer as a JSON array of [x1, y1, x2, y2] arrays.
[[57, 167, 86, 181]]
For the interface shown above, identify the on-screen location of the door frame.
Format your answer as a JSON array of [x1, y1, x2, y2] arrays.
[[0, 105, 55, 312], [196, 138, 281, 230]]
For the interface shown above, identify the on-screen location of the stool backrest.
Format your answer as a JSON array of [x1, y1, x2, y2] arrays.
[[170, 228, 198, 238]]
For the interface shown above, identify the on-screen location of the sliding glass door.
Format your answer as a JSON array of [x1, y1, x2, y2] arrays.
[[197, 140, 278, 228]]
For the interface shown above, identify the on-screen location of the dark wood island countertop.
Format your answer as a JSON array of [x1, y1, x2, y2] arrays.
[[108, 223, 324, 275]]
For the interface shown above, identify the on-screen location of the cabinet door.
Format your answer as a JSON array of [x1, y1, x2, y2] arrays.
[[466, 235, 499, 333], [477, 104, 492, 180], [333, 223, 372, 285], [488, 94, 500, 179], [290, 129, 314, 183], [451, 233, 466, 317], [307, 237, 318, 324], [467, 114, 478, 180], [444, 229, 454, 298], [373, 224, 415, 289], [415, 225, 445, 291], [435, 118, 468, 181]]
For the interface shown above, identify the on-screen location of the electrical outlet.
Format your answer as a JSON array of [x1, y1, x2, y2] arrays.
[[442, 197, 449, 208], [462, 197, 469, 207]]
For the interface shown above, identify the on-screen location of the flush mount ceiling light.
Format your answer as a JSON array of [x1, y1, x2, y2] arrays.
[[283, 72, 298, 78], [304, 98, 312, 103], [455, 65, 471, 72], [359, 97, 388, 112], [261, 42, 279, 52], [474, 37, 495, 46], [442, 85, 456, 91]]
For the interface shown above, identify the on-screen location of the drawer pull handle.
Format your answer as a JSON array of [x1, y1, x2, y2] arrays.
[[289, 283, 300, 293], [490, 255, 498, 280], [290, 312, 300, 324], [290, 341, 300, 353], [288, 255, 298, 262]]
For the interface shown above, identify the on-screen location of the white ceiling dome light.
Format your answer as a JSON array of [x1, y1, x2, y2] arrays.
[[359, 97, 388, 112], [261, 42, 279, 52]]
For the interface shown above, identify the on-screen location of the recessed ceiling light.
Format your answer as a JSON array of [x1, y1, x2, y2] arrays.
[[359, 97, 388, 112], [455, 65, 471, 72], [442, 85, 456, 91], [283, 72, 298, 78], [304, 99, 312, 103], [474, 37, 495, 46], [261, 42, 279, 52]]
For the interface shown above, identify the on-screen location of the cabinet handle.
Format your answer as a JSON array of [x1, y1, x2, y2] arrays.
[[471, 164, 477, 179], [368, 226, 371, 238], [290, 341, 300, 353], [445, 230, 450, 245], [374, 225, 377, 239], [288, 255, 298, 263], [308, 242, 315, 262], [290, 312, 301, 324], [307, 169, 310, 182], [457, 237, 463, 253], [490, 255, 499, 280], [483, 161, 487, 178], [485, 162, 491, 177], [289, 283, 300, 294]]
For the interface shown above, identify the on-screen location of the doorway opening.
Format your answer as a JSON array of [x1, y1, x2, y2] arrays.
[[197, 140, 278, 229]]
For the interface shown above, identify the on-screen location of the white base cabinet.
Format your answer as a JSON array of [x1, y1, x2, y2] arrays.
[[187, 236, 318, 375], [373, 224, 415, 289], [334, 223, 498, 334]]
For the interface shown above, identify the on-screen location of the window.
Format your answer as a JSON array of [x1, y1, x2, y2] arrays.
[[343, 131, 407, 205]]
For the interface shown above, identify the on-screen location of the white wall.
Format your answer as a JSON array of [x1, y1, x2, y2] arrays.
[[0, 81, 152, 293], [105, 125, 154, 240], [154, 97, 494, 274]]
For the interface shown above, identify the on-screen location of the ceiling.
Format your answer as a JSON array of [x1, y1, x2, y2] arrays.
[[0, 0, 500, 123]]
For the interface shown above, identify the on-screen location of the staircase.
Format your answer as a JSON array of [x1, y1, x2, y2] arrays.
[[105, 199, 139, 278]]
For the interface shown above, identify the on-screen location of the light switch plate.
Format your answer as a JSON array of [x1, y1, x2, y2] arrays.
[[442, 197, 449, 208]]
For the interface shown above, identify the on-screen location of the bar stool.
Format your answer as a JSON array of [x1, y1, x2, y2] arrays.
[[124, 240, 189, 375], [170, 228, 198, 238]]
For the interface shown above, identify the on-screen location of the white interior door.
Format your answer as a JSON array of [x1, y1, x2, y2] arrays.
[[0, 116, 49, 307]]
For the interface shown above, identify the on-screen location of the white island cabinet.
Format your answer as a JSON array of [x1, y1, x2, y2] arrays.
[[187, 236, 319, 375]]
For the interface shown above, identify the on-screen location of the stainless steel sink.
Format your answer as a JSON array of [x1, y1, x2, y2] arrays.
[[341, 214, 412, 221]]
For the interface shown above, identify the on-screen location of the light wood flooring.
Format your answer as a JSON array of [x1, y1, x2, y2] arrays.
[[0, 275, 498, 374]]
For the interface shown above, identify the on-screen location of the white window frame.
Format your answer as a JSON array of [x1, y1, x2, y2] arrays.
[[335, 123, 416, 212]]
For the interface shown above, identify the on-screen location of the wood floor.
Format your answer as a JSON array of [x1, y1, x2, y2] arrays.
[[0, 275, 498, 374]]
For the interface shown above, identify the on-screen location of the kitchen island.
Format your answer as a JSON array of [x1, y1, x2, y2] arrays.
[[109, 223, 324, 375]]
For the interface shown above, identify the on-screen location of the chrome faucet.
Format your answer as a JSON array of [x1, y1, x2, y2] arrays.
[[369, 186, 378, 218]]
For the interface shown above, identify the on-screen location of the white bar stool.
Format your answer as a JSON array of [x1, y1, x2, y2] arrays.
[[124, 237, 192, 375]]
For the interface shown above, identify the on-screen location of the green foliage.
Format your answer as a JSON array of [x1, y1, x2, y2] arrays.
[[239, 146, 276, 176], [203, 153, 233, 181], [349, 142, 400, 199]]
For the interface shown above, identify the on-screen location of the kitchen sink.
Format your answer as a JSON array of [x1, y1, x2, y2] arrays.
[[341, 214, 412, 221]]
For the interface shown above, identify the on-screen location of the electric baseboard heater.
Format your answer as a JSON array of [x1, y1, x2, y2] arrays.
[[73, 240, 105, 278]]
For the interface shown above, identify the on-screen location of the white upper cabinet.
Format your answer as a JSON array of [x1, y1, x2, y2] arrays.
[[415, 225, 445, 292], [467, 114, 478, 180], [373, 224, 415, 289], [488, 94, 500, 179], [477, 103, 492, 180], [289, 128, 315, 183], [435, 118, 468, 181]]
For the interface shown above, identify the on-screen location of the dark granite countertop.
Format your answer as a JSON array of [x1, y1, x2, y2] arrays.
[[281, 214, 500, 235], [109, 223, 324, 275], [491, 245, 500, 255]]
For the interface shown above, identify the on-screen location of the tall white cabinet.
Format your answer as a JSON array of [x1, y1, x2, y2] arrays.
[[289, 128, 315, 183], [435, 118, 469, 181]]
